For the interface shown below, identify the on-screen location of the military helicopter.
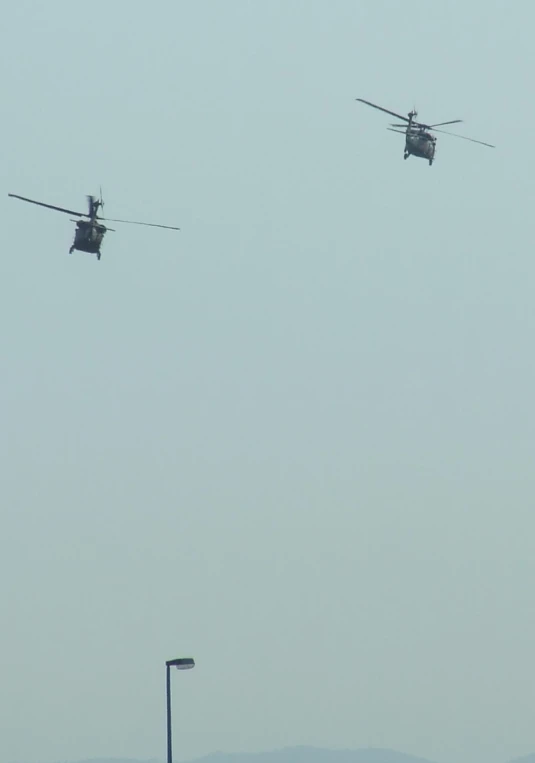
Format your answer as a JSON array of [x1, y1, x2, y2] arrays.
[[8, 190, 180, 260], [356, 98, 495, 165]]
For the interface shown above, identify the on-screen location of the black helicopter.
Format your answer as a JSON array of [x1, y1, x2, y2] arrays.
[[356, 98, 495, 165], [8, 191, 180, 260]]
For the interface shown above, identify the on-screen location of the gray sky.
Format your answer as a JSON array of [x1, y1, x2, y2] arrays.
[[1, 2, 534, 763]]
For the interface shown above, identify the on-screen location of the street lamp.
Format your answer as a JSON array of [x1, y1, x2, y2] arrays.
[[166, 657, 195, 763]]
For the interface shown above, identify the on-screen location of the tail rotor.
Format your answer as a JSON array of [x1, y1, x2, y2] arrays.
[[86, 188, 105, 219]]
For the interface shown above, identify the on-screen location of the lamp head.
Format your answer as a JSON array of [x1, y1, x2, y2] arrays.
[[166, 657, 195, 670]]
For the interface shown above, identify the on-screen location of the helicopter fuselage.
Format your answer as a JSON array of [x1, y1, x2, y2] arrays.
[[405, 130, 436, 163], [71, 219, 106, 258]]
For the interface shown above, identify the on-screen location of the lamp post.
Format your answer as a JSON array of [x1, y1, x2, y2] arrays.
[[166, 657, 195, 763]]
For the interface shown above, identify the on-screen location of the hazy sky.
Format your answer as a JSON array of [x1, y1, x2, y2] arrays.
[[1, 2, 535, 763]]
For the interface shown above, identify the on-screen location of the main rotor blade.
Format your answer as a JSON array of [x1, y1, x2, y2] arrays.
[[99, 216, 180, 230], [431, 128, 495, 147], [429, 119, 463, 127], [387, 128, 406, 135], [356, 98, 409, 123], [8, 193, 85, 217]]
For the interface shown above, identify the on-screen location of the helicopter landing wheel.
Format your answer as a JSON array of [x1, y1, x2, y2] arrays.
[[429, 159, 433, 166], [97, 252, 101, 261], [69, 246, 74, 254], [404, 152, 409, 160]]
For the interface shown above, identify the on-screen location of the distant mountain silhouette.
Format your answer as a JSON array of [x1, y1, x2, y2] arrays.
[[65, 759, 158, 763], [49, 745, 535, 763], [61, 759, 159, 763], [193, 748, 438, 763], [57, 746, 440, 763]]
